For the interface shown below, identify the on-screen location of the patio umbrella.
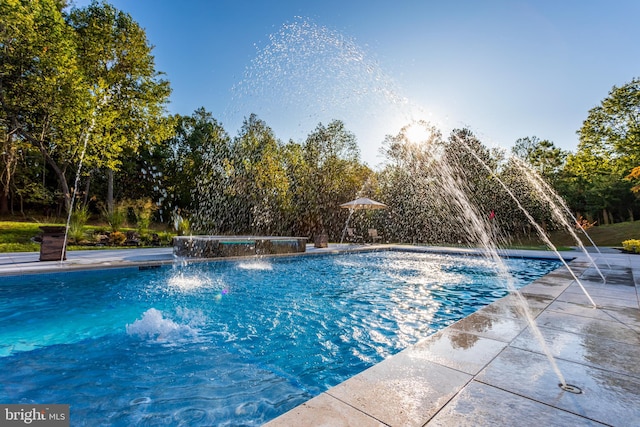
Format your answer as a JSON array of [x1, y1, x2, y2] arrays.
[[339, 197, 387, 244], [339, 197, 387, 210]]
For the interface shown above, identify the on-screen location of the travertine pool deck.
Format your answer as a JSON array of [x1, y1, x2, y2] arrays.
[[2, 245, 638, 426]]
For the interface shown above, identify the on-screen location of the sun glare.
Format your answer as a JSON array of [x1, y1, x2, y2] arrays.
[[403, 122, 433, 143]]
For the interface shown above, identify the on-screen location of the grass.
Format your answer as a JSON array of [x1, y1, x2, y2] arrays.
[[0, 221, 174, 253], [0, 219, 638, 253], [517, 221, 640, 248], [0, 221, 58, 252]]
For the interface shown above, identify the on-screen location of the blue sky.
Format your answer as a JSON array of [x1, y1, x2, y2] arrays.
[[70, 0, 640, 167]]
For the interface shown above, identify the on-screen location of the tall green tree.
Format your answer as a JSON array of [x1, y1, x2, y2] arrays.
[[0, 0, 88, 213], [566, 77, 640, 223], [280, 139, 307, 235], [68, 1, 172, 213], [1, 0, 171, 215], [578, 78, 640, 177], [226, 114, 290, 235], [168, 109, 230, 213], [561, 148, 633, 224], [377, 122, 445, 243], [377, 123, 549, 244], [171, 108, 233, 232], [298, 120, 371, 240], [444, 128, 502, 221], [512, 136, 567, 179]]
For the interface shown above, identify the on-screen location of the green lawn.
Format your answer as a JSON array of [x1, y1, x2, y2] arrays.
[[0, 221, 58, 252], [0, 220, 637, 253], [527, 221, 640, 248], [0, 221, 174, 253]]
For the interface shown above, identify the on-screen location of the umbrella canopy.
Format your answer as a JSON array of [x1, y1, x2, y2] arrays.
[[339, 197, 387, 210]]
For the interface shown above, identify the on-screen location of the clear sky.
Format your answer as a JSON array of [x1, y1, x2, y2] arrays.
[[70, 0, 640, 167]]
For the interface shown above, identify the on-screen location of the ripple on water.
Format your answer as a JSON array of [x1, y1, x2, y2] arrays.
[[174, 408, 208, 424], [129, 397, 152, 406]]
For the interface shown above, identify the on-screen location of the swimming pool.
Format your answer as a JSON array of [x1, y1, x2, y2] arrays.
[[0, 250, 560, 425]]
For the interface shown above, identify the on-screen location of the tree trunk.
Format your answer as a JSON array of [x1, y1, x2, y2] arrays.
[[18, 125, 72, 213], [0, 132, 17, 215], [0, 194, 8, 215], [83, 169, 93, 206], [602, 208, 610, 225], [107, 168, 114, 214], [38, 145, 71, 213]]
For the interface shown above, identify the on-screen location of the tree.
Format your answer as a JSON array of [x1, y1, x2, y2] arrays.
[[0, 1, 171, 215], [377, 123, 557, 244], [68, 1, 172, 214], [512, 136, 567, 179], [280, 139, 307, 235], [377, 122, 445, 243], [298, 120, 370, 240], [172, 108, 233, 232], [0, 128, 18, 213], [0, 0, 88, 213], [566, 77, 640, 223], [225, 114, 290, 235], [561, 148, 634, 224], [165, 109, 229, 212], [444, 128, 502, 224], [578, 78, 640, 177]]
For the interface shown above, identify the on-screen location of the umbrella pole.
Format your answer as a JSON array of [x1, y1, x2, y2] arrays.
[[340, 209, 356, 244]]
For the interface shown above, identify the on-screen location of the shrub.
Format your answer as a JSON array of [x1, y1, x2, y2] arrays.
[[100, 202, 128, 232], [575, 215, 597, 231], [68, 227, 86, 245], [109, 231, 127, 246], [154, 231, 174, 246], [622, 239, 640, 254], [68, 204, 90, 244], [130, 198, 157, 232]]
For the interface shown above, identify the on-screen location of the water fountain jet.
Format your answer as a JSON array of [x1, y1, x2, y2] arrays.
[[452, 135, 597, 309], [512, 157, 610, 278], [442, 159, 568, 386], [61, 94, 110, 262], [394, 123, 571, 387]]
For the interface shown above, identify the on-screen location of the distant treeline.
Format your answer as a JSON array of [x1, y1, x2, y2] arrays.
[[1, 1, 638, 243]]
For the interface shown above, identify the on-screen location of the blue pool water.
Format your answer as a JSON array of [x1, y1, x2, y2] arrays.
[[0, 250, 560, 425]]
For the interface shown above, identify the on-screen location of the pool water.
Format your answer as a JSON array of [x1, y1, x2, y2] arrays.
[[0, 250, 560, 425]]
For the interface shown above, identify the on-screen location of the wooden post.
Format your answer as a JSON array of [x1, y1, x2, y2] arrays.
[[39, 226, 67, 261]]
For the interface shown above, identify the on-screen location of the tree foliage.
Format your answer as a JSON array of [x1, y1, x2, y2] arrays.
[[2, 0, 638, 242], [297, 120, 370, 239], [562, 78, 640, 223], [224, 114, 290, 234], [376, 122, 445, 243], [190, 116, 371, 239], [512, 136, 567, 179], [0, 0, 171, 214], [0, 0, 87, 212], [68, 1, 172, 212], [578, 78, 640, 176]]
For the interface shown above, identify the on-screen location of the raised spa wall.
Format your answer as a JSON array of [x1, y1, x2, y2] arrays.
[[173, 236, 307, 258]]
